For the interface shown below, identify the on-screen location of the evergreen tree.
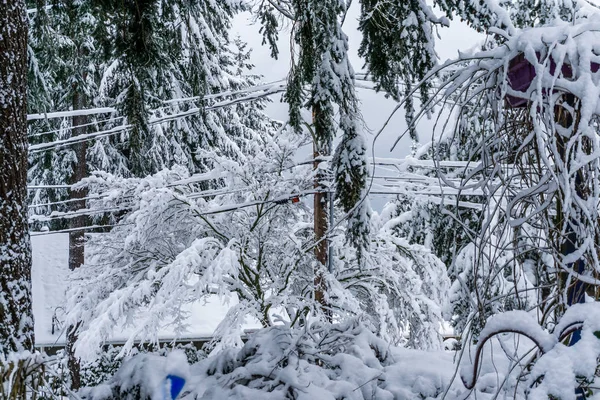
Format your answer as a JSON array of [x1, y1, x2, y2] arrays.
[[91, 0, 248, 177], [25, 0, 278, 259], [27, 0, 253, 188], [26, 0, 278, 388], [281, 0, 372, 269], [27, 0, 100, 229], [357, 0, 447, 139]]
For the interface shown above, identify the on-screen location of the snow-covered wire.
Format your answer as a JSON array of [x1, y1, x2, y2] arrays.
[[28, 85, 287, 153]]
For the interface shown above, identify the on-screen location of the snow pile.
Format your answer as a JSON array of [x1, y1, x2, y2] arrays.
[[457, 303, 600, 399], [80, 304, 600, 400], [81, 319, 458, 400], [527, 303, 600, 400]]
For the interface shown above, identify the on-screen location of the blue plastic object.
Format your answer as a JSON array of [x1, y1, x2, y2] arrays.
[[166, 374, 186, 400]]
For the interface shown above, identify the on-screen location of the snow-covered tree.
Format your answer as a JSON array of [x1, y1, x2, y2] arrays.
[[331, 206, 450, 349], [386, 0, 600, 336], [410, 3, 600, 339], [90, 0, 249, 177], [27, 2, 109, 387], [26, 0, 289, 389], [65, 122, 450, 358], [0, 0, 35, 360], [65, 126, 319, 359], [27, 0, 259, 186], [0, 2, 48, 397], [259, 0, 372, 266], [358, 0, 448, 138], [27, 0, 99, 227]]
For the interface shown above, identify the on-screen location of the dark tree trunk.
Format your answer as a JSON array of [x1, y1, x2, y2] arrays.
[[69, 94, 87, 272], [0, 0, 35, 356], [67, 96, 87, 390], [66, 35, 89, 389]]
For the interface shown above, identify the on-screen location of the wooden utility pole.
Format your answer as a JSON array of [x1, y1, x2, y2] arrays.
[[312, 105, 329, 316], [313, 144, 328, 307]]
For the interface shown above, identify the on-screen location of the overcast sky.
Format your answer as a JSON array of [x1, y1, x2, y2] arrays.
[[232, 3, 484, 209]]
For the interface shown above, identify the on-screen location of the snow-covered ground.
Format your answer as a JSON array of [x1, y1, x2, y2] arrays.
[[31, 233, 261, 348]]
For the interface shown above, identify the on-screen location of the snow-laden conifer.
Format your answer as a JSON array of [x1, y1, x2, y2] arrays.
[[284, 0, 372, 259]]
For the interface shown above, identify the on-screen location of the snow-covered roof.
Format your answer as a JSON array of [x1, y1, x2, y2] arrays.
[[31, 233, 69, 347], [31, 232, 261, 348]]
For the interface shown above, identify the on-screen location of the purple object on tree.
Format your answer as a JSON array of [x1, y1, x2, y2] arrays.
[[506, 53, 600, 108], [506, 54, 537, 108]]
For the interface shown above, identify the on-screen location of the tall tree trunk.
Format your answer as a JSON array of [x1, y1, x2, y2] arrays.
[[67, 61, 88, 393], [0, 0, 35, 357], [69, 92, 87, 273], [64, 0, 89, 386], [66, 107, 86, 390]]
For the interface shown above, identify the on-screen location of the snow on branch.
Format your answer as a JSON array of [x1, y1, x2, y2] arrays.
[[460, 303, 600, 398], [460, 311, 555, 389], [414, 13, 600, 325]]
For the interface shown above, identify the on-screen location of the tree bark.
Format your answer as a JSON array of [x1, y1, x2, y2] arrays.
[[67, 91, 87, 390], [69, 92, 87, 272], [0, 0, 36, 356], [66, 13, 89, 385]]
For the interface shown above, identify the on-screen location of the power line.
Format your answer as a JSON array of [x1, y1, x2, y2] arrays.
[[28, 84, 287, 153], [25, 74, 428, 138], [26, 80, 286, 122], [28, 194, 105, 209], [28, 184, 72, 190], [30, 206, 127, 223], [29, 123, 134, 153], [27, 107, 117, 122], [28, 184, 486, 236], [30, 225, 123, 236], [28, 115, 126, 138]]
